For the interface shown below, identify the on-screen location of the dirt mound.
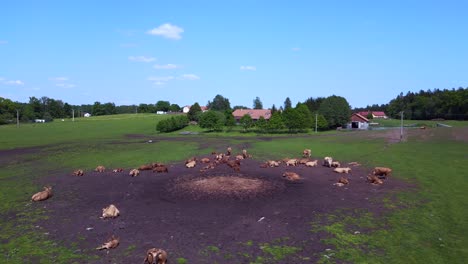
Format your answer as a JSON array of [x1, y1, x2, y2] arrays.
[[172, 173, 285, 200]]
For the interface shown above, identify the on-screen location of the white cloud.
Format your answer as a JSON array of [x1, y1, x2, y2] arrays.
[[0, 40, 7, 45], [56, 83, 76, 88], [153, 64, 179, 70], [147, 23, 184, 40], [148, 76, 174, 82], [180, 74, 200, 80], [4, 80, 24, 85], [128, 56, 156, 63], [240, 66, 256, 71], [49, 77, 69, 82], [292, 47, 301, 51]]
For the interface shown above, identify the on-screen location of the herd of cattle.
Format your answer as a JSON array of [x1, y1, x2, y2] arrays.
[[30, 147, 392, 263]]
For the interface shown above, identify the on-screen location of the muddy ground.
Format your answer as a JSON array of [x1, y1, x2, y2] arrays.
[[25, 151, 409, 264]]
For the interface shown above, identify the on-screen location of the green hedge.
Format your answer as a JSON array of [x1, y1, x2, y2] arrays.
[[156, 115, 189, 133]]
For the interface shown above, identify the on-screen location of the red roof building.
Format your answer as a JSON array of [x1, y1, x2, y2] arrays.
[[358, 111, 388, 119], [232, 109, 272, 121]]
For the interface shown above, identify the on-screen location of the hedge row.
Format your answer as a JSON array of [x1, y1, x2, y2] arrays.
[[156, 115, 189, 133]]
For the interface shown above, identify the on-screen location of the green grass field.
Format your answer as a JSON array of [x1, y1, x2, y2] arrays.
[[0, 114, 467, 263]]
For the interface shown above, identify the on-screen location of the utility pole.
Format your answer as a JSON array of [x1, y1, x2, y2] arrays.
[[72, 109, 75, 122], [16, 109, 19, 128], [315, 113, 318, 133], [135, 105, 138, 114], [400, 111, 404, 141]]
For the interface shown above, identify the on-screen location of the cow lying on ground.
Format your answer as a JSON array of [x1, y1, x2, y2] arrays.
[[286, 159, 297, 166], [153, 166, 168, 173], [31, 186, 53, 201], [112, 168, 124, 173], [129, 169, 140, 177], [227, 160, 241, 172], [72, 169, 84, 176], [186, 160, 196, 168], [331, 161, 341, 168], [282, 172, 301, 181], [101, 204, 120, 219], [144, 248, 168, 264], [367, 175, 384, 185], [334, 177, 349, 187], [235, 155, 244, 161], [333, 167, 352, 174], [138, 164, 153, 171], [305, 160, 318, 167], [373, 167, 392, 178], [200, 158, 210, 163], [95, 166, 106, 172], [298, 158, 309, 165], [96, 235, 119, 250]]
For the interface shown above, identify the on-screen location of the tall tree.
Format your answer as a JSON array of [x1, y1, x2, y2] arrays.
[[187, 102, 202, 121], [199, 110, 226, 131], [169, 104, 181, 112], [239, 114, 253, 131], [253, 96, 263, 109], [155, 100, 170, 112], [318, 95, 351, 128], [271, 104, 278, 114], [284, 97, 292, 110], [304, 97, 325, 113], [207, 94, 231, 112]]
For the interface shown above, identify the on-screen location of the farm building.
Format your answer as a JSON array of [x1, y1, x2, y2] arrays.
[[182, 105, 209, 113], [232, 109, 272, 122], [358, 111, 388, 119], [347, 113, 369, 130]]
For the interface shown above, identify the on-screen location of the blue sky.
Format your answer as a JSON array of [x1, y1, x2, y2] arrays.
[[1, 0, 467, 108]]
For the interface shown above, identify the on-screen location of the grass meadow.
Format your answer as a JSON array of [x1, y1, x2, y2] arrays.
[[0, 114, 467, 263]]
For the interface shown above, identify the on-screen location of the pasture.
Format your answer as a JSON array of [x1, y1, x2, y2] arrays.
[[0, 114, 467, 263]]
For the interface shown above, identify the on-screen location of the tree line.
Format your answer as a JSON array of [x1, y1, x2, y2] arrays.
[[1, 87, 466, 126], [0, 96, 182, 124]]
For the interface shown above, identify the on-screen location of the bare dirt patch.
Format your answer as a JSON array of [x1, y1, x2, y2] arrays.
[[32, 153, 411, 264]]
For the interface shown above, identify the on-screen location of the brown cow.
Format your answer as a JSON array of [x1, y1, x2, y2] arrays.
[[282, 172, 301, 181], [138, 164, 153, 171], [31, 186, 53, 201], [186, 160, 196, 168], [333, 167, 351, 174], [112, 168, 124, 173], [200, 158, 210, 163], [226, 147, 232, 156], [303, 149, 311, 158], [373, 167, 392, 178], [96, 235, 119, 250], [153, 166, 168, 173], [144, 248, 168, 264], [95, 165, 106, 172], [367, 175, 384, 185]]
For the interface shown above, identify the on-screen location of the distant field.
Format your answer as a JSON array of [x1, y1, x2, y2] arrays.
[[0, 114, 467, 263], [370, 118, 468, 128]]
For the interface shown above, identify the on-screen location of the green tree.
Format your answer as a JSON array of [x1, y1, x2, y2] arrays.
[[366, 112, 373, 119], [199, 110, 226, 131], [319, 95, 351, 128], [255, 116, 268, 132], [240, 114, 253, 131], [187, 102, 202, 121], [284, 97, 292, 110], [253, 96, 263, 109], [207, 94, 231, 112], [304, 97, 325, 113], [233, 105, 248, 110], [313, 113, 329, 131], [92, 101, 105, 116], [271, 104, 278, 114], [267, 112, 285, 132], [225, 112, 236, 131], [155, 100, 170, 112], [169, 104, 181, 112]]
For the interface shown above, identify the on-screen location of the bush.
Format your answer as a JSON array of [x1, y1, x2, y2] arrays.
[[199, 110, 225, 131], [156, 115, 189, 133]]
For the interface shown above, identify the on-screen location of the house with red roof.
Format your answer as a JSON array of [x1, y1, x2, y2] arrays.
[[232, 109, 272, 122], [358, 111, 388, 119], [182, 105, 209, 113], [347, 113, 369, 130]]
